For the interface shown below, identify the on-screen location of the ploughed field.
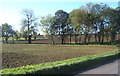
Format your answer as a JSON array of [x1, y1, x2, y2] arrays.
[[2, 44, 118, 69]]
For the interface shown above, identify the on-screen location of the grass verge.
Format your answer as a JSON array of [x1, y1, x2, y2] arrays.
[[1, 49, 119, 75]]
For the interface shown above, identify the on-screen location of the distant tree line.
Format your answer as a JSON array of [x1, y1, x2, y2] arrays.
[[1, 3, 120, 44], [40, 3, 120, 45]]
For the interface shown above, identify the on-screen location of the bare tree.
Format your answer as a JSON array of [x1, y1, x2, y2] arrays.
[[21, 9, 37, 44]]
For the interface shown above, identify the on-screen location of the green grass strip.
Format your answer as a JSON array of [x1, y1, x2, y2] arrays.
[[1, 49, 119, 74]]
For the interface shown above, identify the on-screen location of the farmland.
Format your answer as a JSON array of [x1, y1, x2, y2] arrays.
[[2, 44, 118, 69], [3, 34, 120, 44]]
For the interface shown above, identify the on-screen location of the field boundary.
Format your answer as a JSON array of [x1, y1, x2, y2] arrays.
[[1, 49, 119, 75]]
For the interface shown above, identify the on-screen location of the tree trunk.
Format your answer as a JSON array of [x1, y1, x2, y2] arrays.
[[79, 35, 81, 44], [5, 37, 8, 44], [111, 31, 116, 45], [12, 36, 14, 44], [61, 37, 64, 44], [84, 34, 88, 44], [100, 22, 104, 44], [51, 35, 55, 45], [94, 34, 97, 43], [61, 35, 64, 44], [34, 36, 36, 40], [101, 32, 104, 44], [74, 34, 77, 44], [27, 17, 31, 44], [25, 37, 27, 40], [2, 37, 4, 44], [98, 32, 101, 44], [98, 36, 101, 44], [106, 35, 109, 42], [28, 35, 31, 44], [69, 35, 72, 44], [88, 34, 91, 43]]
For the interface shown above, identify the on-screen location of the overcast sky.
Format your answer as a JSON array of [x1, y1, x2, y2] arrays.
[[0, 0, 119, 34]]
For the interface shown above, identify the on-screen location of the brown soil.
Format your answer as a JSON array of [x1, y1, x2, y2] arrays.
[[2, 44, 118, 69]]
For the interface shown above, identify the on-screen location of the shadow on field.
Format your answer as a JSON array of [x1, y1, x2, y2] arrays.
[[2, 53, 119, 76], [24, 54, 119, 75]]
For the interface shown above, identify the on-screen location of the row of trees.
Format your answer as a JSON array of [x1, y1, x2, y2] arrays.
[[40, 3, 120, 44], [1, 3, 120, 44]]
